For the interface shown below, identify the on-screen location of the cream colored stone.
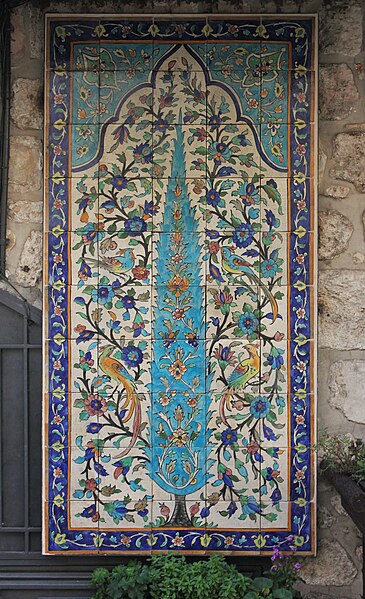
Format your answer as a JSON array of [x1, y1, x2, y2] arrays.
[[331, 132, 365, 193], [324, 185, 350, 199], [8, 201, 42, 224], [16, 231, 42, 288], [328, 360, 365, 424], [319, 271, 365, 349], [300, 539, 357, 586], [11, 78, 43, 130], [352, 252, 365, 264], [318, 505, 334, 529], [318, 210, 353, 260], [318, 140, 327, 188], [319, 64, 359, 120], [6, 230, 15, 253], [8, 136, 42, 195]]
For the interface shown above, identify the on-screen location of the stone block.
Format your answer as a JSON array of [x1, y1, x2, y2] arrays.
[[300, 539, 357, 586], [8, 200, 43, 224], [323, 186, 350, 199], [328, 360, 365, 424], [319, 271, 365, 349], [16, 230, 42, 288], [319, 64, 359, 121], [330, 132, 365, 193], [318, 210, 353, 260], [11, 78, 43, 130], [8, 136, 42, 195], [319, 0, 363, 56]]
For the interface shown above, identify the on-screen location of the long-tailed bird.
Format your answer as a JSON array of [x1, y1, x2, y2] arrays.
[[86, 248, 135, 276], [98, 345, 141, 462], [220, 343, 260, 425], [220, 246, 278, 322]]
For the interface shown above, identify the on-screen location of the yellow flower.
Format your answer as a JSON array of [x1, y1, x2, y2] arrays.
[[53, 120, 66, 132], [293, 172, 306, 184], [148, 23, 159, 37], [168, 359, 187, 380], [169, 428, 188, 447], [51, 225, 65, 238], [295, 27, 306, 40], [52, 279, 65, 291], [94, 24, 106, 38], [293, 226, 306, 238], [255, 24, 268, 38], [293, 535, 305, 547], [200, 533, 211, 547], [253, 533, 266, 549], [202, 23, 213, 37], [295, 64, 307, 78], [53, 494, 64, 507], [51, 441, 65, 452], [54, 332, 66, 346], [54, 532, 66, 545], [52, 387, 65, 400]]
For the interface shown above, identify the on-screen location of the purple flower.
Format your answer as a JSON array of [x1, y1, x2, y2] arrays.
[[112, 125, 129, 144], [208, 114, 222, 129], [81, 504, 97, 518], [86, 422, 104, 434]]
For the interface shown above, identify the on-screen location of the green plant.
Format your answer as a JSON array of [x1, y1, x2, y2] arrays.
[[316, 430, 365, 483], [90, 552, 302, 599]]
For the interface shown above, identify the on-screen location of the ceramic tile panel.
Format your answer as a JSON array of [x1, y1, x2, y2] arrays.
[[44, 15, 317, 555]]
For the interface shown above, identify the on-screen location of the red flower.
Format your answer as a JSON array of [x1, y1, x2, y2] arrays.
[[132, 265, 149, 280]]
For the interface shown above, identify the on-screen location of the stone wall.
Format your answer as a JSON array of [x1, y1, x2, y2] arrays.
[[7, 0, 365, 596]]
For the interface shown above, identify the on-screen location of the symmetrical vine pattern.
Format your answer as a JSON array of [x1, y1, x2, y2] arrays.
[[44, 15, 316, 554]]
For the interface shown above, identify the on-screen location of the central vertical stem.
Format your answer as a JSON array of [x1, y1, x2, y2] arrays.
[[168, 494, 191, 527]]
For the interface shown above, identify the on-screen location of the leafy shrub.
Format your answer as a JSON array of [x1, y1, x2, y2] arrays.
[[317, 430, 365, 483], [91, 552, 302, 599]]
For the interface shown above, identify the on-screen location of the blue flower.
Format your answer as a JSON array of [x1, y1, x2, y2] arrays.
[[270, 488, 282, 506], [200, 506, 210, 517], [122, 295, 136, 309], [221, 428, 238, 445], [86, 422, 104, 434], [265, 209, 277, 228], [206, 188, 221, 206], [236, 181, 260, 206], [112, 124, 129, 144], [236, 133, 250, 147], [240, 495, 261, 515], [267, 347, 285, 369], [222, 472, 234, 487], [238, 311, 259, 335], [111, 175, 128, 190], [232, 222, 254, 248], [263, 424, 278, 441], [108, 501, 129, 521], [261, 258, 280, 278], [121, 345, 143, 367], [227, 501, 238, 518], [208, 114, 222, 129], [154, 118, 169, 133], [107, 319, 121, 334], [133, 143, 153, 164], [250, 396, 271, 418], [206, 229, 220, 239], [144, 200, 158, 216], [91, 285, 114, 305], [78, 222, 105, 243], [124, 216, 147, 236], [78, 259, 91, 279], [208, 141, 232, 165], [81, 504, 97, 518]]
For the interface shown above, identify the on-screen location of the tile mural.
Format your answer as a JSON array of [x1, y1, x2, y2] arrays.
[[44, 15, 317, 554]]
